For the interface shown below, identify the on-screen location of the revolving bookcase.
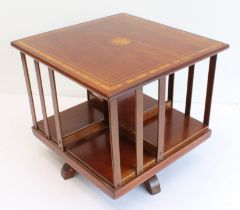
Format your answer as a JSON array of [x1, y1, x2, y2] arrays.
[[11, 13, 229, 199]]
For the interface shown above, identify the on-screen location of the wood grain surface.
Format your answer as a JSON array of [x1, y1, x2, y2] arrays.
[[12, 13, 229, 98]]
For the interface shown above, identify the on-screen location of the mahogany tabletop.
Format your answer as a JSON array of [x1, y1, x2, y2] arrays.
[[11, 13, 229, 98]]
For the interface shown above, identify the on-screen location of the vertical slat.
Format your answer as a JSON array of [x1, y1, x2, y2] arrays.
[[108, 98, 121, 188], [87, 90, 91, 101], [168, 73, 175, 107], [135, 87, 143, 174], [34, 60, 50, 138], [157, 77, 166, 162], [20, 52, 37, 128], [185, 65, 195, 116], [204, 55, 217, 125], [103, 99, 109, 123], [48, 68, 63, 151]]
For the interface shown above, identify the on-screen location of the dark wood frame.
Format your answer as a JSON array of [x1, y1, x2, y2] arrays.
[[18, 51, 219, 198]]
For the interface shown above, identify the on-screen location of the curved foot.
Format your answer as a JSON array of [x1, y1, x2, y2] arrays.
[[61, 163, 77, 180], [145, 175, 161, 195]]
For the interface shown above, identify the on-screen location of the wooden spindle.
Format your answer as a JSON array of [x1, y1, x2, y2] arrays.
[[87, 90, 91, 101], [103, 99, 109, 123], [20, 52, 37, 128], [135, 87, 143, 174], [48, 68, 63, 150], [108, 98, 121, 188], [204, 55, 217, 126], [34, 60, 50, 138], [157, 77, 166, 162], [185, 65, 195, 116], [168, 73, 174, 107]]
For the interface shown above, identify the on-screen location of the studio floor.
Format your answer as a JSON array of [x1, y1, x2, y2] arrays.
[[0, 94, 239, 210]]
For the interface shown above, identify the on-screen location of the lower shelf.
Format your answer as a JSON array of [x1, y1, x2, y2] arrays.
[[65, 129, 156, 185], [64, 107, 208, 185], [34, 94, 211, 198]]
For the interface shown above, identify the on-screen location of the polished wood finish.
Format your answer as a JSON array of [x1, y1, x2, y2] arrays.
[[61, 163, 77, 180], [142, 108, 207, 155], [145, 175, 161, 195], [157, 77, 166, 161], [87, 91, 109, 121], [20, 52, 37, 128], [34, 60, 50, 138], [204, 55, 217, 125], [118, 92, 158, 128], [108, 98, 121, 188], [33, 127, 115, 198], [114, 128, 211, 198], [48, 69, 63, 150], [185, 65, 195, 116], [63, 120, 107, 146], [12, 14, 229, 98], [135, 88, 144, 174], [65, 129, 155, 185], [12, 13, 229, 199], [32, 122, 211, 198], [35, 95, 209, 186], [37, 102, 104, 141]]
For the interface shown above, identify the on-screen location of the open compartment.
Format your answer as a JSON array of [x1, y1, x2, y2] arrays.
[[36, 90, 209, 187]]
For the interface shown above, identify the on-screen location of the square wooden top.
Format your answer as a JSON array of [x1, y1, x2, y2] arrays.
[[11, 13, 229, 98]]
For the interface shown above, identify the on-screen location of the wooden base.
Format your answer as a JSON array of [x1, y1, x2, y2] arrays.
[[33, 125, 211, 198], [145, 175, 161, 195], [61, 163, 77, 180]]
